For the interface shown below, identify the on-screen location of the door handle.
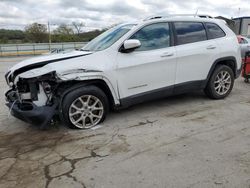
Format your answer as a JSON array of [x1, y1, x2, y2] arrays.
[[206, 45, 216, 50], [161, 52, 174, 57]]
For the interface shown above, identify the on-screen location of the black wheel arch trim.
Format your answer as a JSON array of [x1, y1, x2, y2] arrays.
[[205, 56, 240, 86], [58, 80, 115, 117]]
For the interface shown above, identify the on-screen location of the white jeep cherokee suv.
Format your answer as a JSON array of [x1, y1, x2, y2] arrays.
[[5, 16, 242, 129]]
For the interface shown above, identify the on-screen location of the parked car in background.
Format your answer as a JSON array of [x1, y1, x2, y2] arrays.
[[237, 35, 250, 57], [5, 15, 242, 129]]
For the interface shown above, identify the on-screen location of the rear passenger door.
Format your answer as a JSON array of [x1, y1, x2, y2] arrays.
[[174, 22, 220, 87]]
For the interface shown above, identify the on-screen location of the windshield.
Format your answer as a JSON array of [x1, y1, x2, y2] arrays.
[[82, 24, 136, 51]]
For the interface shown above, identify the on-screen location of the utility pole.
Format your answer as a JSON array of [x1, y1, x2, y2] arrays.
[[48, 21, 51, 51]]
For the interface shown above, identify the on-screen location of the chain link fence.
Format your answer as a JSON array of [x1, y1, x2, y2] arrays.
[[0, 42, 87, 57]]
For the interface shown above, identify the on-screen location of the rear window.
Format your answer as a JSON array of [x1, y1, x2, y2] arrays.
[[174, 22, 207, 45], [205, 23, 226, 39]]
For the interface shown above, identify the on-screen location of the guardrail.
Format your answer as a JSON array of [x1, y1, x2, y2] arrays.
[[0, 42, 87, 57]]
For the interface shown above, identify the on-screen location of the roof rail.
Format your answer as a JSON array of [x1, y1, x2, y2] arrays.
[[143, 14, 214, 21]]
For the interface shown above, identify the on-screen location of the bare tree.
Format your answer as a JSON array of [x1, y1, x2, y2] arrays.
[[54, 24, 75, 35], [53, 24, 75, 42], [72, 22, 85, 35]]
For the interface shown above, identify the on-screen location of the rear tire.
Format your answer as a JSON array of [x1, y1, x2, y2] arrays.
[[204, 65, 234, 99], [61, 86, 109, 129]]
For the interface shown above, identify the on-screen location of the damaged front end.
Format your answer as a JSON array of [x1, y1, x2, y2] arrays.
[[5, 71, 59, 129]]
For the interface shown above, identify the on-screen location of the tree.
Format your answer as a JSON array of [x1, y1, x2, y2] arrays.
[[53, 24, 75, 42], [0, 36, 8, 44], [72, 22, 85, 35], [0, 29, 26, 43], [25, 23, 48, 43], [54, 24, 74, 35]]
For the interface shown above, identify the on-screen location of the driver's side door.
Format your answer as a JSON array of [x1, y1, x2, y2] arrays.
[[115, 22, 177, 103]]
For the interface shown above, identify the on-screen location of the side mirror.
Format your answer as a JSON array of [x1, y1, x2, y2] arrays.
[[120, 39, 141, 53]]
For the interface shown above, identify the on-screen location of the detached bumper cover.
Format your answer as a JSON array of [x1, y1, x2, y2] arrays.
[[6, 102, 57, 127]]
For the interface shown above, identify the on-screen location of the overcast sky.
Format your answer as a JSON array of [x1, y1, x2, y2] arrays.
[[0, 0, 249, 31]]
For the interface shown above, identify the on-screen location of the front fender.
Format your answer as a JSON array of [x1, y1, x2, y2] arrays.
[[57, 72, 120, 106]]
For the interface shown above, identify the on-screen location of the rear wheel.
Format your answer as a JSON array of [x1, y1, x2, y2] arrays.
[[61, 86, 109, 129], [204, 65, 234, 99]]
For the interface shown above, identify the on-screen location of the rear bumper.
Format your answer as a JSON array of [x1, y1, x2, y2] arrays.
[[6, 101, 57, 127], [236, 63, 243, 78]]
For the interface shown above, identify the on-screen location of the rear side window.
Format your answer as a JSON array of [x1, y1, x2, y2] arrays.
[[130, 23, 170, 51], [174, 22, 207, 45], [205, 23, 226, 39]]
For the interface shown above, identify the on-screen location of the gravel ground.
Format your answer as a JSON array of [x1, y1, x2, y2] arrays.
[[0, 57, 250, 188]]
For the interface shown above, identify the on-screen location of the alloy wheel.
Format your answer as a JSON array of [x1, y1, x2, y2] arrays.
[[68, 95, 104, 129], [214, 70, 232, 95]]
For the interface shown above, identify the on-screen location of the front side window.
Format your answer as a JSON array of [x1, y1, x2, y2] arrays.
[[174, 22, 207, 45], [130, 23, 170, 51], [205, 23, 226, 39]]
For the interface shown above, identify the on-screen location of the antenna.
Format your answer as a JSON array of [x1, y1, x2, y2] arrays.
[[195, 9, 199, 17]]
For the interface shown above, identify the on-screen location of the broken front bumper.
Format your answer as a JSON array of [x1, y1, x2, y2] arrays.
[[6, 101, 57, 128]]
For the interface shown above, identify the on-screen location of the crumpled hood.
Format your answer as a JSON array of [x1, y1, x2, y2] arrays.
[[9, 50, 92, 75], [5, 48, 115, 85]]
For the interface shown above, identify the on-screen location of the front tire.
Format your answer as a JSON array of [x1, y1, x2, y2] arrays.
[[204, 65, 234, 99], [61, 86, 109, 129]]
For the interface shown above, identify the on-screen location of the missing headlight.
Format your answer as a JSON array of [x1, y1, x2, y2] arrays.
[[42, 82, 52, 94]]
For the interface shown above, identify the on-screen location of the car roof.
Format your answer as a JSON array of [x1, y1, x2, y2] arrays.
[[133, 17, 226, 27]]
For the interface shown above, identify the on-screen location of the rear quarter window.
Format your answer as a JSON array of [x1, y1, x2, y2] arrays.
[[174, 22, 207, 45], [205, 23, 226, 39]]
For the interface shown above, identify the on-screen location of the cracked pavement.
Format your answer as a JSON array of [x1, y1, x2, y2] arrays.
[[0, 57, 250, 188]]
